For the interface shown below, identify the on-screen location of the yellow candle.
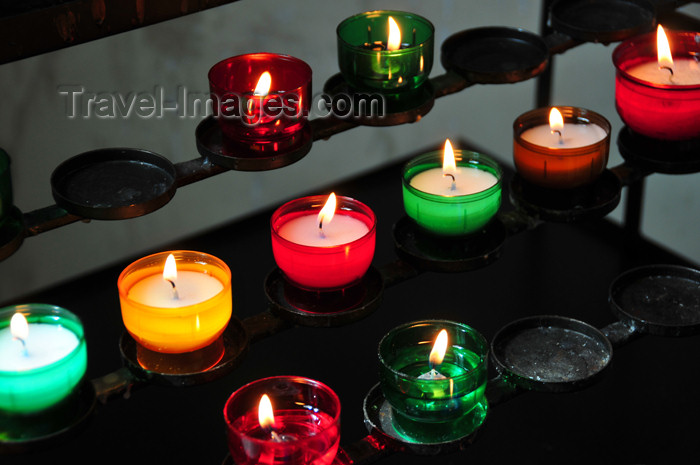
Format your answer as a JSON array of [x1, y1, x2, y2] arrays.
[[118, 250, 232, 353]]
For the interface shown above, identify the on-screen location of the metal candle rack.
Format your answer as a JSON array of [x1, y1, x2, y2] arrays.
[[1, 0, 700, 461]]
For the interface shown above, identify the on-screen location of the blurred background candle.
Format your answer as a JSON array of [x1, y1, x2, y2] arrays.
[[378, 320, 488, 442], [513, 106, 611, 189], [0, 304, 87, 414], [271, 193, 376, 290], [402, 140, 502, 236], [613, 26, 700, 140], [224, 376, 341, 465], [337, 10, 434, 93], [118, 250, 232, 354]]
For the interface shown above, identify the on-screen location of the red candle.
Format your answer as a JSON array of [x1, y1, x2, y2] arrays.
[[613, 26, 700, 140], [271, 193, 376, 290], [224, 376, 341, 465], [209, 53, 312, 143], [513, 106, 611, 189]]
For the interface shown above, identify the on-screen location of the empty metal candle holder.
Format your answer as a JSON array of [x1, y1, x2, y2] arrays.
[[617, 127, 700, 175]]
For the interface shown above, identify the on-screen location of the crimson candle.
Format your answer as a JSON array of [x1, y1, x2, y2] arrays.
[[613, 26, 700, 140], [513, 106, 611, 189], [209, 53, 312, 144], [271, 193, 376, 291], [223, 376, 341, 465]]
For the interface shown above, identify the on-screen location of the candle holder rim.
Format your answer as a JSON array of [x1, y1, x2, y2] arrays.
[[378, 319, 489, 382], [336, 9, 435, 54], [0, 303, 86, 375], [612, 30, 700, 90], [208, 52, 313, 91], [513, 106, 613, 155], [117, 249, 232, 315], [402, 150, 503, 202], [270, 195, 377, 252], [223, 375, 341, 442]]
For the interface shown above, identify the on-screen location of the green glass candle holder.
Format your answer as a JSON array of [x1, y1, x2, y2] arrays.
[[337, 10, 434, 95], [378, 320, 488, 443], [402, 150, 502, 236], [0, 304, 88, 415], [0, 148, 12, 225]]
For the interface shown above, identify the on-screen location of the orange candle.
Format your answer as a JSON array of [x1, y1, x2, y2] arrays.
[[118, 250, 232, 353]]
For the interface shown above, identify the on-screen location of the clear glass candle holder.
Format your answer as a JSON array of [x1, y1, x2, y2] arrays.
[[337, 10, 434, 94], [118, 250, 232, 354], [224, 376, 341, 465], [271, 195, 376, 291], [209, 53, 312, 143], [613, 30, 700, 140], [513, 106, 611, 189], [0, 304, 87, 414], [402, 151, 502, 236], [378, 320, 488, 443]]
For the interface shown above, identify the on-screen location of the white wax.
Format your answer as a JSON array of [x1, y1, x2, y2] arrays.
[[521, 123, 606, 149], [0, 324, 79, 371], [626, 58, 700, 85], [128, 270, 224, 308], [278, 214, 369, 247], [409, 166, 497, 197]]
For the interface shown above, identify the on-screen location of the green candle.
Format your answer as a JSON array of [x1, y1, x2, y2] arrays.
[[0, 304, 87, 414], [402, 142, 503, 236], [0, 149, 12, 224]]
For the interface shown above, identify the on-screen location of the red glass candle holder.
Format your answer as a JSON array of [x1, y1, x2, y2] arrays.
[[209, 53, 312, 144], [271, 195, 376, 291], [513, 106, 611, 189], [223, 376, 341, 465], [613, 30, 700, 140]]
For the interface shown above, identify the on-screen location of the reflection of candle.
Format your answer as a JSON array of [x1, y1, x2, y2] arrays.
[[0, 304, 87, 414], [118, 250, 232, 353], [271, 194, 376, 290], [520, 107, 607, 149]]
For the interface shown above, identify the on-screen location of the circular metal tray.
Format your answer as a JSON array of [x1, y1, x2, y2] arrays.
[[618, 127, 700, 175]]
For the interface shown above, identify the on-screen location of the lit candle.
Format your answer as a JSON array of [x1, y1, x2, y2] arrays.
[[271, 194, 376, 290], [417, 329, 448, 380], [513, 106, 611, 189], [118, 250, 232, 353], [402, 140, 502, 236], [0, 304, 87, 414]]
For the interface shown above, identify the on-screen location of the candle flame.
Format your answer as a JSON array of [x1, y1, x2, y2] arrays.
[[163, 253, 177, 282], [258, 394, 276, 431], [656, 25, 674, 71], [549, 107, 564, 134], [318, 192, 337, 230], [254, 71, 272, 96], [429, 329, 448, 366], [442, 139, 457, 176], [10, 313, 28, 341], [387, 16, 401, 51]]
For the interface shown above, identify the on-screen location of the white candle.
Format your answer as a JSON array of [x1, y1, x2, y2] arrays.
[[410, 166, 497, 197], [521, 123, 607, 149], [626, 58, 700, 85], [128, 271, 224, 307], [0, 323, 79, 371], [278, 214, 369, 247]]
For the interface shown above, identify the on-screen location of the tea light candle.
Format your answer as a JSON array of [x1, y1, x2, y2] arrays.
[[271, 194, 376, 290], [337, 10, 434, 93], [224, 376, 341, 465], [379, 320, 488, 442], [513, 106, 611, 189], [118, 250, 232, 353], [0, 304, 87, 414], [613, 26, 700, 140], [402, 140, 502, 236]]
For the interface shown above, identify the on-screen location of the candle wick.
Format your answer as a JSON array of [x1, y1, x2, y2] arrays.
[[444, 173, 456, 191], [13, 336, 28, 356], [660, 65, 674, 80], [166, 279, 179, 300], [552, 129, 564, 145], [318, 221, 326, 239], [270, 431, 283, 443]]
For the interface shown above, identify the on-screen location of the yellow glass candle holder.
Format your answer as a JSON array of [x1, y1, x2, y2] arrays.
[[118, 250, 232, 354]]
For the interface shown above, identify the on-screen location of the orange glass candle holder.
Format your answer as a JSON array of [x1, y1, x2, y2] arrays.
[[513, 106, 611, 189], [118, 250, 232, 354]]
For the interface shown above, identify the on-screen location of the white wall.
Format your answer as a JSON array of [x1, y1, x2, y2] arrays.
[[0, 1, 698, 302]]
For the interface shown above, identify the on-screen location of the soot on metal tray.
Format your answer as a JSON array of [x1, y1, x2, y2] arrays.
[[491, 315, 612, 392], [618, 127, 700, 175], [51, 148, 177, 220], [550, 0, 656, 43], [441, 27, 549, 84], [610, 264, 700, 337]]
